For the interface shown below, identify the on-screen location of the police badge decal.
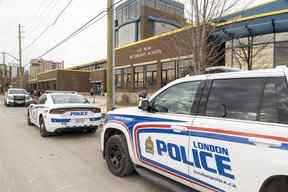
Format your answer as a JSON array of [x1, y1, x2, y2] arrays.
[[145, 136, 154, 155]]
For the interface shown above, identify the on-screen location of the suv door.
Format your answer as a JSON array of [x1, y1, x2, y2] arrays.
[[190, 77, 288, 192], [135, 80, 202, 184]]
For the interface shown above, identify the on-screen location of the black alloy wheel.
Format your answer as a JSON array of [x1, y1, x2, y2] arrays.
[[105, 135, 134, 177], [39, 117, 50, 137]]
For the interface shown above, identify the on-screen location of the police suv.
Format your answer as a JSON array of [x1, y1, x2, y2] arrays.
[[101, 66, 288, 192], [27, 92, 101, 137]]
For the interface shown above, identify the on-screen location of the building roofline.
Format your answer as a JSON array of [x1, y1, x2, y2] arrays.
[[68, 59, 107, 70], [116, 24, 193, 50], [221, 0, 278, 20], [216, 8, 288, 27], [115, 6, 288, 50], [38, 69, 91, 76]]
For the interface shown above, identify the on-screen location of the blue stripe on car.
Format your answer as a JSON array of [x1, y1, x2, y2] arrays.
[[51, 119, 71, 123], [89, 117, 102, 121]]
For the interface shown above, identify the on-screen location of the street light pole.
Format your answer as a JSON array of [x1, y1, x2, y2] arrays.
[[106, 0, 114, 112]]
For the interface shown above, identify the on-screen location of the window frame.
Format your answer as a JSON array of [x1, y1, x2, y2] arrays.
[[38, 95, 47, 105], [198, 76, 288, 125], [149, 80, 203, 115]]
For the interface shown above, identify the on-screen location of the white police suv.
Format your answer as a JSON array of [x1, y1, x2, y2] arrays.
[[27, 92, 101, 137], [101, 67, 288, 192]]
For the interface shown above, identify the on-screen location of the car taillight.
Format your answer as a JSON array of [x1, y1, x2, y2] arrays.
[[91, 108, 101, 113], [50, 109, 67, 114]]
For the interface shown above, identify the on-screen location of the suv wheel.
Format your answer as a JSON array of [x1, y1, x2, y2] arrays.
[[105, 135, 134, 177], [27, 111, 33, 126], [263, 177, 288, 192], [39, 117, 50, 137]]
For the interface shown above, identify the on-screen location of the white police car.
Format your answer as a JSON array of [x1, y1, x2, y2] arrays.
[[4, 88, 33, 106], [101, 67, 288, 192], [27, 92, 101, 137]]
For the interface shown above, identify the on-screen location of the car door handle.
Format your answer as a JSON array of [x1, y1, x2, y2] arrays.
[[171, 125, 187, 133], [248, 137, 282, 148]]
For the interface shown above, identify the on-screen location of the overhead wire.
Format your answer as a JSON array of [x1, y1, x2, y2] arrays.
[[23, 0, 73, 52], [25, 0, 59, 34], [24, 0, 124, 68], [36, 0, 124, 59]]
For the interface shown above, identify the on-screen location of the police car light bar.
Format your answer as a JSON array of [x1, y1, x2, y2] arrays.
[[204, 66, 241, 74]]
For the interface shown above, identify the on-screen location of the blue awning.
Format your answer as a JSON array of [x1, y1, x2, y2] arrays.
[[214, 12, 288, 40]]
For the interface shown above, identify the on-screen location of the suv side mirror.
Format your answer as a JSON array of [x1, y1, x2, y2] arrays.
[[138, 90, 148, 99], [138, 90, 149, 111], [138, 98, 149, 111]]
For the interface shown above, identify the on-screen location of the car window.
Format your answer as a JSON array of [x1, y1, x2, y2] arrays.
[[38, 95, 47, 104], [151, 81, 201, 115], [8, 89, 27, 94], [259, 77, 288, 124], [205, 78, 264, 121], [51, 94, 89, 104]]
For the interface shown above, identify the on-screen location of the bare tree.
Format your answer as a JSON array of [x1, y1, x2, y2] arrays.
[[186, 0, 242, 74], [159, 0, 265, 75], [231, 34, 273, 70]]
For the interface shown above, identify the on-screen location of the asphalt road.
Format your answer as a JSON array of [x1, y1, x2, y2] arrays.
[[0, 96, 166, 192]]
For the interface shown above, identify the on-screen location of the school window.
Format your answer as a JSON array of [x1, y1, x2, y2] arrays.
[[177, 59, 193, 78], [134, 66, 144, 89], [123, 67, 131, 89], [115, 69, 122, 88], [146, 64, 157, 88], [162, 61, 176, 86]]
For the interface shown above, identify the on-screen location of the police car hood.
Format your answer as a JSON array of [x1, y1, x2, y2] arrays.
[[108, 106, 140, 115]]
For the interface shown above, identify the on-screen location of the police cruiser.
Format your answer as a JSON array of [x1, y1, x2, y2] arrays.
[[4, 88, 33, 106], [27, 92, 101, 137], [101, 66, 288, 192]]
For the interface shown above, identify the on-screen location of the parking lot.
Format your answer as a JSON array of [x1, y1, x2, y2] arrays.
[[0, 95, 166, 192]]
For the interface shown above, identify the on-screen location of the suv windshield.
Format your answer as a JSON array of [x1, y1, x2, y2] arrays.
[[52, 94, 89, 104], [8, 89, 27, 95]]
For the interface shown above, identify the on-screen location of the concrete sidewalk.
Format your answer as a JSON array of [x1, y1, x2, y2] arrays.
[[85, 95, 107, 113]]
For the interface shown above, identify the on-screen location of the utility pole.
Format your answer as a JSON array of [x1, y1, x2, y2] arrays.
[[18, 24, 24, 88], [2, 52, 7, 91], [0, 67, 2, 93], [106, 0, 113, 112]]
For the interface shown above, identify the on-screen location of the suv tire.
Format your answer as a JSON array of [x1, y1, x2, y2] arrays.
[[263, 177, 288, 192], [105, 135, 134, 177]]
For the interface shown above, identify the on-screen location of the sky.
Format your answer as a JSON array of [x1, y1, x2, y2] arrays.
[[0, 0, 272, 69]]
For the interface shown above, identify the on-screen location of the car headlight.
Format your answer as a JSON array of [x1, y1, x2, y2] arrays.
[[7, 96, 13, 100], [25, 95, 32, 100]]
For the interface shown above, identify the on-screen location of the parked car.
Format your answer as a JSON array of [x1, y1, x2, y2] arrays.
[[27, 92, 101, 137], [4, 88, 33, 106], [101, 66, 288, 192]]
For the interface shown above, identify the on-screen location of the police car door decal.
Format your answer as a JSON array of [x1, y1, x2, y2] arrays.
[[134, 123, 190, 179], [188, 129, 236, 191], [134, 123, 224, 192]]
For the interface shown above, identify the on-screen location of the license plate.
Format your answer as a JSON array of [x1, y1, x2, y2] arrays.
[[15, 100, 24, 104], [74, 118, 86, 124]]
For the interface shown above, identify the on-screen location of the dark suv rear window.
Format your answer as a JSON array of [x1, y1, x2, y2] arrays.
[[259, 77, 288, 124], [204, 77, 288, 124], [206, 78, 264, 121]]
